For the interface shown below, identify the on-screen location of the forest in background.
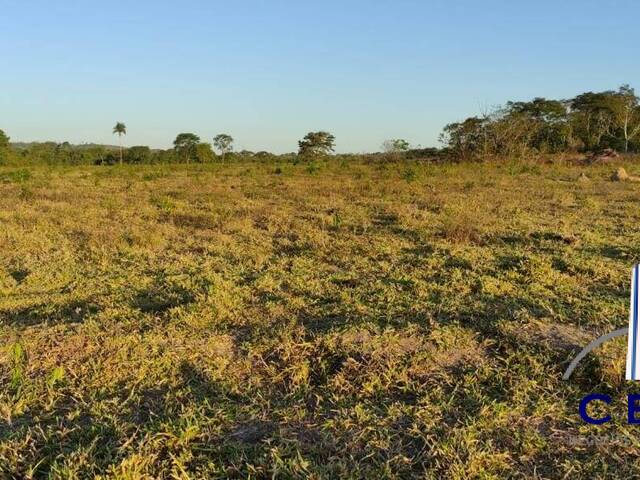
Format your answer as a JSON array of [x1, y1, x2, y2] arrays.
[[1, 85, 639, 166]]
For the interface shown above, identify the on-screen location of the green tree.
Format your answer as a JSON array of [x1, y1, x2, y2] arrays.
[[0, 129, 8, 149], [96, 151, 119, 165], [507, 97, 567, 121], [0, 129, 9, 164], [571, 92, 615, 151], [254, 151, 274, 159], [112, 122, 127, 164], [298, 131, 335, 157], [126, 146, 152, 164], [443, 99, 573, 158], [505, 98, 572, 153], [213, 134, 234, 161], [381, 139, 410, 159], [173, 133, 200, 163], [440, 117, 488, 159], [154, 149, 177, 164], [195, 142, 215, 163], [53, 142, 87, 165], [382, 139, 410, 152], [608, 85, 640, 152]]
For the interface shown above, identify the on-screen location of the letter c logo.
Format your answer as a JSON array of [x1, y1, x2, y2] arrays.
[[580, 394, 612, 424]]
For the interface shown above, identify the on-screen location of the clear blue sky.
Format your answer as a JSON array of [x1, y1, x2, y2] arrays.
[[1, 0, 638, 153]]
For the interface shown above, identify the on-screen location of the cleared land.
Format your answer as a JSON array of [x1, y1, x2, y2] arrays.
[[0, 160, 639, 478]]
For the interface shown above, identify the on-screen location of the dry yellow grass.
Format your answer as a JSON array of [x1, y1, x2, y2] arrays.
[[1, 159, 640, 478]]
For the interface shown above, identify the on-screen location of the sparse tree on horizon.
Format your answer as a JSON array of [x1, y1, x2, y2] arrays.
[[173, 133, 201, 163], [112, 122, 127, 165], [382, 139, 410, 159], [382, 139, 410, 153], [213, 134, 234, 161], [298, 131, 335, 157]]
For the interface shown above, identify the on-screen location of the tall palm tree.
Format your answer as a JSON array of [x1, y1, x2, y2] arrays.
[[112, 122, 127, 165]]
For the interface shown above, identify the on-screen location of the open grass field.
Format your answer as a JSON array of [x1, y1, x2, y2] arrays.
[[2, 160, 640, 478]]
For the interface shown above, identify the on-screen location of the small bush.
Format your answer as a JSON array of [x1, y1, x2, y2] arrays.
[[439, 206, 485, 244], [402, 167, 417, 182], [306, 161, 320, 174], [0, 169, 31, 183]]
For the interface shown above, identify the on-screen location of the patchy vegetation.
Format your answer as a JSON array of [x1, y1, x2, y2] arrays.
[[1, 160, 640, 478]]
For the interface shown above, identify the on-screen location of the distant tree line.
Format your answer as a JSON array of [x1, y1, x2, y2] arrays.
[[0, 128, 341, 166], [0, 127, 432, 165], [2, 85, 639, 166]]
